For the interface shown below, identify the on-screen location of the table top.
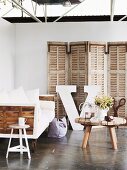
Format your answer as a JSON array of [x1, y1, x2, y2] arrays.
[[9, 124, 30, 129], [75, 117, 126, 126]]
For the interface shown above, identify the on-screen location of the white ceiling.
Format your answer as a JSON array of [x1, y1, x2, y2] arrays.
[[0, 0, 127, 21]]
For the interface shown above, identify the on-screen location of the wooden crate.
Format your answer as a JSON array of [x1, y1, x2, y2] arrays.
[[0, 106, 35, 134]]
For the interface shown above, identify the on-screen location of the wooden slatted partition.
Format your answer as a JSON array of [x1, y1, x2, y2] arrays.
[[69, 42, 88, 111], [0, 106, 34, 134], [48, 42, 68, 118], [107, 42, 127, 117], [47, 41, 127, 119], [88, 42, 107, 95]]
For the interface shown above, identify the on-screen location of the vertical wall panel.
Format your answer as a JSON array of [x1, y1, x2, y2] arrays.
[[48, 41, 127, 119], [88, 42, 107, 95], [69, 42, 88, 110], [107, 43, 127, 117], [48, 42, 68, 118]]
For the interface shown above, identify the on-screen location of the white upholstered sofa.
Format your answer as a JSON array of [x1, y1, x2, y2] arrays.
[[0, 87, 55, 150]]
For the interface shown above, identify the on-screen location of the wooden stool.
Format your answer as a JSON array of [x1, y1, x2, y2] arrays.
[[6, 124, 31, 159]]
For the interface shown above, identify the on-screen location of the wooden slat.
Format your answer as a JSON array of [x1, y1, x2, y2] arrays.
[[39, 95, 55, 101], [88, 42, 106, 95], [48, 42, 68, 118], [69, 42, 88, 111], [107, 43, 127, 117]]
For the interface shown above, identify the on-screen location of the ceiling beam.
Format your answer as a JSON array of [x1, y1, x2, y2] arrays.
[[119, 15, 127, 21], [6, 15, 127, 23], [10, 0, 42, 22], [54, 0, 86, 22], [44, 3, 47, 22], [110, 0, 115, 21], [1, 8, 14, 17]]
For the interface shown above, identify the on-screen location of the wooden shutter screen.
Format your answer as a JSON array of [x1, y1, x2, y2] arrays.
[[48, 42, 68, 118], [48, 41, 127, 119], [88, 42, 107, 95], [107, 43, 127, 117], [69, 42, 88, 110]]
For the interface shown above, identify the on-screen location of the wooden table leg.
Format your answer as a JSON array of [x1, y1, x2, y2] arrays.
[[82, 126, 92, 149], [108, 126, 117, 150]]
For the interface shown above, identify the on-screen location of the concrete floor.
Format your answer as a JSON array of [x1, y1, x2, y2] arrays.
[[0, 127, 127, 170]]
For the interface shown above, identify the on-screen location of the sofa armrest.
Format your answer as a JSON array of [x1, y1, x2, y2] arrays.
[[39, 95, 55, 101]]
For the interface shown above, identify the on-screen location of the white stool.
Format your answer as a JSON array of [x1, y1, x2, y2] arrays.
[[6, 124, 31, 159]]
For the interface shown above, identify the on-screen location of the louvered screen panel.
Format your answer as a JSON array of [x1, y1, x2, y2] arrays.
[[48, 42, 68, 117], [109, 73, 117, 97], [118, 74, 126, 97], [69, 42, 88, 111], [88, 43, 106, 95], [48, 73, 57, 94], [55, 95, 65, 119], [107, 43, 127, 117]]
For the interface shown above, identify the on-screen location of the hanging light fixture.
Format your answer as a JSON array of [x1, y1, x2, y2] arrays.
[[63, 0, 71, 7], [0, 0, 6, 5]]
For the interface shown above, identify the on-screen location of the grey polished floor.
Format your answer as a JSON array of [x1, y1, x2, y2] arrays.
[[0, 127, 127, 170]]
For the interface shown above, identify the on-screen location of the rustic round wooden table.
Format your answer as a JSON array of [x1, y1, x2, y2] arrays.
[[75, 117, 126, 150]]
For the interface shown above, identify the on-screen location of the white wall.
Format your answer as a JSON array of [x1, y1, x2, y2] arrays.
[[15, 22, 127, 93], [0, 18, 15, 90]]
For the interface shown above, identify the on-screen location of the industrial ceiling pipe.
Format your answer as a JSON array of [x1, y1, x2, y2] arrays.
[[11, 0, 42, 22]]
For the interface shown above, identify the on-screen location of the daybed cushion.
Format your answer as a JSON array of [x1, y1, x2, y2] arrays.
[[26, 89, 39, 104], [8, 86, 30, 104], [39, 100, 55, 111], [39, 100, 55, 122], [40, 109, 55, 123], [0, 90, 10, 103], [0, 87, 30, 104]]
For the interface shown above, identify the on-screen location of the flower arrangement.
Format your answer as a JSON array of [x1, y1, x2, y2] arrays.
[[95, 95, 114, 110]]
